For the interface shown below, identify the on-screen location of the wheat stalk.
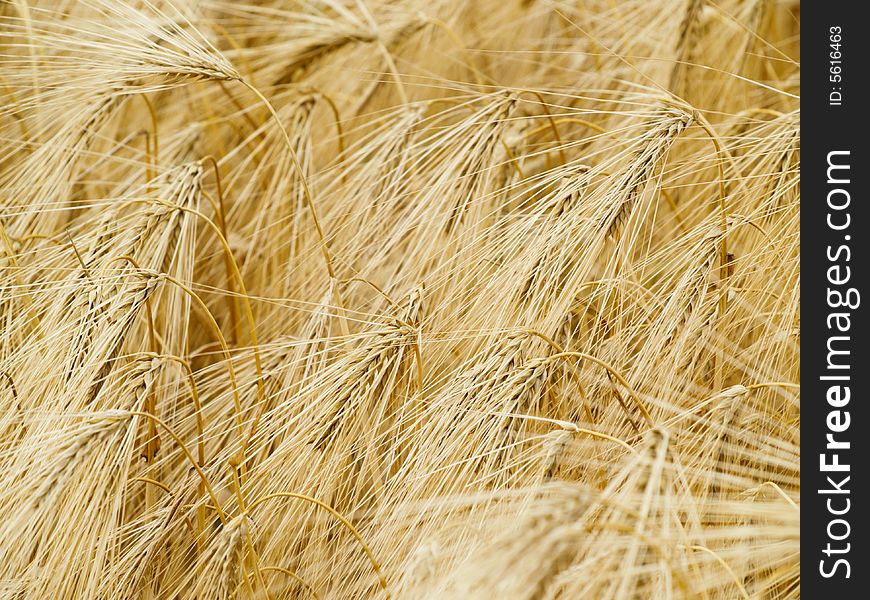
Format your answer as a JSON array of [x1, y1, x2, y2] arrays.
[[0, 0, 799, 598]]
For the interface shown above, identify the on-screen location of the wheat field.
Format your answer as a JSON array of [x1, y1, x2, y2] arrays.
[[0, 0, 799, 598]]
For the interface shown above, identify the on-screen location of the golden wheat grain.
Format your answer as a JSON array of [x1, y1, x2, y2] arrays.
[[0, 0, 799, 598]]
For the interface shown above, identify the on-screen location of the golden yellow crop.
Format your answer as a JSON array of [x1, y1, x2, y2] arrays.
[[0, 1, 799, 598]]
